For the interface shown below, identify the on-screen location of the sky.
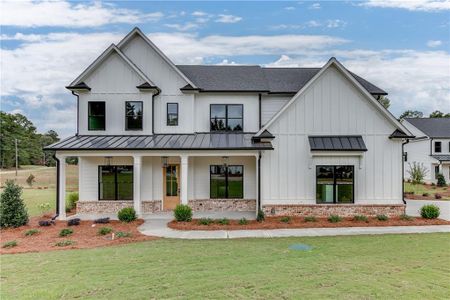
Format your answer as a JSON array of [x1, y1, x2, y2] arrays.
[[1, 0, 449, 138]]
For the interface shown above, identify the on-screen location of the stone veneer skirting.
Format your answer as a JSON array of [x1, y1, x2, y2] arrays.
[[262, 204, 405, 217], [77, 200, 162, 214], [188, 199, 256, 212]]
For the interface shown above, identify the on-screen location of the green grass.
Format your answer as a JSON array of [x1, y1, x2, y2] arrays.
[[2, 234, 450, 299], [404, 182, 449, 200]]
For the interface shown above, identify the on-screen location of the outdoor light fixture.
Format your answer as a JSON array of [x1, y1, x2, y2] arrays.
[[222, 156, 229, 166], [161, 156, 168, 168], [104, 156, 113, 166]]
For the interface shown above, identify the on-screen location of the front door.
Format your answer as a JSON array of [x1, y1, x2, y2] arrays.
[[163, 164, 180, 210]]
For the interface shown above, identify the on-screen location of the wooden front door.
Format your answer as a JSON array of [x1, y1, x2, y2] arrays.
[[163, 164, 180, 210]]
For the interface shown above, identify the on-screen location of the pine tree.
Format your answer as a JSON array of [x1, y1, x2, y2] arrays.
[[0, 180, 29, 228]]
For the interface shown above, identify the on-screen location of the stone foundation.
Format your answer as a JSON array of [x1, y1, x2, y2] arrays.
[[77, 200, 162, 214], [188, 199, 256, 212], [262, 204, 405, 217], [141, 200, 162, 213]]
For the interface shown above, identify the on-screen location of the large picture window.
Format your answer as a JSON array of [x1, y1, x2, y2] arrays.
[[210, 165, 243, 198], [125, 101, 143, 130], [88, 102, 105, 130], [210, 104, 243, 131], [99, 166, 133, 200], [167, 103, 179, 126], [316, 165, 354, 204]]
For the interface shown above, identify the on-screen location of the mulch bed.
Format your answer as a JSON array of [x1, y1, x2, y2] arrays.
[[169, 216, 450, 231], [0, 217, 157, 254]]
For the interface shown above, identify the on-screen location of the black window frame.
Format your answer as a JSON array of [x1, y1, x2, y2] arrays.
[[434, 141, 442, 153], [316, 165, 354, 204], [167, 103, 179, 126], [210, 104, 244, 132], [210, 165, 244, 199], [98, 165, 133, 200], [125, 101, 143, 131], [88, 101, 105, 131]]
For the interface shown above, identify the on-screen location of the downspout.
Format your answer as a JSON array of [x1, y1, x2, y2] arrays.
[[401, 139, 410, 204], [71, 91, 80, 135], [53, 155, 60, 220], [151, 89, 161, 135]]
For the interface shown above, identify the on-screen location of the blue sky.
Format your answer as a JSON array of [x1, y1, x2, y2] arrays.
[[1, 0, 449, 137]]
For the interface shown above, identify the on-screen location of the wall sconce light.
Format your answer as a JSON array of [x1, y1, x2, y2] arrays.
[[222, 156, 229, 166], [104, 156, 113, 166], [161, 156, 168, 168]]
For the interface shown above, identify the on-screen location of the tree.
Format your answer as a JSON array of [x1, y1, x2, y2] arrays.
[[429, 110, 450, 118], [399, 110, 423, 120], [377, 96, 391, 109], [0, 180, 29, 228], [407, 162, 428, 185]]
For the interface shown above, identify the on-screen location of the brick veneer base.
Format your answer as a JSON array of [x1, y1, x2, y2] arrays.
[[76, 200, 162, 214], [188, 199, 256, 212], [262, 204, 405, 217]]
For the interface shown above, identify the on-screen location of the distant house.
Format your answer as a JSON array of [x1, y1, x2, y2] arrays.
[[402, 118, 450, 184], [46, 27, 414, 219]]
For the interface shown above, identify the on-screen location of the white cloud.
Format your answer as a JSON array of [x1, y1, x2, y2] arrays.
[[361, 0, 450, 11], [215, 14, 242, 23], [0, 0, 163, 27], [427, 40, 442, 47], [285, 6, 296, 10], [165, 22, 199, 31], [326, 19, 347, 28], [309, 3, 321, 9], [307, 20, 322, 27], [192, 11, 208, 16], [217, 59, 238, 65]]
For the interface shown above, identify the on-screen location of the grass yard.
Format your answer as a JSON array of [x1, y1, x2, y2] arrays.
[[1, 234, 450, 299], [404, 182, 450, 200]]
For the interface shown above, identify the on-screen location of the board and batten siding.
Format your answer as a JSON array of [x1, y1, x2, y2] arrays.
[[261, 65, 403, 205]]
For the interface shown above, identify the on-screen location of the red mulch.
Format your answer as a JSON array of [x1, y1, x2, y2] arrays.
[[0, 217, 157, 254], [169, 216, 450, 231]]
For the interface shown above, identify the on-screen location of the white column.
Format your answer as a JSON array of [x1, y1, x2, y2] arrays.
[[133, 155, 142, 215], [255, 154, 259, 216], [57, 155, 66, 220], [181, 155, 189, 205]]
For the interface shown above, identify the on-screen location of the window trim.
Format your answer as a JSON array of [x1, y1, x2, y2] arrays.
[[316, 165, 354, 204], [209, 164, 244, 199], [166, 102, 179, 126], [434, 141, 442, 153], [125, 101, 143, 131], [88, 101, 105, 131], [210, 104, 244, 132], [98, 165, 133, 201]]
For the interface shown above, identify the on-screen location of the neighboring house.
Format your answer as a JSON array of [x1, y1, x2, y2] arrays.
[[46, 27, 414, 219], [402, 118, 450, 184]]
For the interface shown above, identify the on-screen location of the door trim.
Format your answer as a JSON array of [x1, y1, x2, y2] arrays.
[[163, 164, 180, 210]]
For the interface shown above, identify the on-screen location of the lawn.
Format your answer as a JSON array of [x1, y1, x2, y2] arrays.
[[404, 182, 450, 200], [1, 234, 450, 299]]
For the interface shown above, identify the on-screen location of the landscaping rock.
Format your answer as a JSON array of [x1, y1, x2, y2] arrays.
[[38, 220, 54, 227], [94, 217, 110, 224], [67, 218, 81, 226]]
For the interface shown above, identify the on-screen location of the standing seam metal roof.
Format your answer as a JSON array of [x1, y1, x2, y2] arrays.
[[308, 136, 368, 151]]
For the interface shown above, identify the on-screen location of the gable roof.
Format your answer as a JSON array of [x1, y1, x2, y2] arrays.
[[256, 57, 412, 137], [404, 118, 450, 138]]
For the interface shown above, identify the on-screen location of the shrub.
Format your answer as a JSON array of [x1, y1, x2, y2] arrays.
[[422, 193, 430, 197], [328, 215, 342, 223], [66, 192, 79, 211], [0, 180, 29, 228], [198, 218, 213, 225], [376, 214, 389, 221], [435, 193, 442, 199], [304, 216, 317, 222], [420, 205, 440, 219], [280, 216, 291, 223], [400, 214, 413, 221], [54, 240, 75, 247], [116, 231, 132, 238], [59, 228, 73, 237], [353, 215, 368, 222], [2, 240, 18, 248], [256, 209, 265, 222], [94, 217, 110, 224], [38, 202, 51, 215], [118, 207, 137, 223], [98, 227, 113, 235], [24, 229, 40, 236], [26, 174, 36, 187], [436, 174, 446, 187], [216, 218, 230, 225], [407, 162, 428, 185], [239, 218, 248, 225], [173, 204, 192, 222], [67, 218, 80, 226]]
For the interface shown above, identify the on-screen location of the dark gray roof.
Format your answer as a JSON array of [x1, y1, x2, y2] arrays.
[[176, 65, 387, 95], [45, 133, 273, 151], [405, 118, 450, 138], [432, 155, 450, 162], [390, 129, 415, 139], [308, 135, 367, 151]]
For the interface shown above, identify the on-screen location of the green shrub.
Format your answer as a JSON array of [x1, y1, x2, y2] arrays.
[[38, 202, 51, 215], [280, 216, 291, 223], [376, 214, 389, 221], [24, 229, 40, 236], [59, 228, 73, 237], [436, 174, 446, 187], [328, 215, 342, 223], [173, 204, 192, 222], [116, 231, 132, 238], [198, 218, 213, 225], [2, 240, 17, 248], [238, 218, 248, 225], [26, 174, 36, 187], [54, 240, 75, 247], [353, 215, 368, 222], [420, 205, 440, 219], [98, 227, 113, 235], [216, 218, 230, 225], [66, 192, 79, 211], [400, 214, 413, 221], [256, 209, 265, 222], [304, 216, 317, 222], [0, 180, 29, 228], [118, 207, 137, 223]]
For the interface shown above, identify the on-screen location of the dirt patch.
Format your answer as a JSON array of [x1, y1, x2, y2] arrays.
[[169, 216, 450, 231], [404, 183, 450, 200], [0, 217, 156, 254]]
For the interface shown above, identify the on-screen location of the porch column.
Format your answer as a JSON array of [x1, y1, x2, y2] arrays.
[[56, 155, 66, 220], [133, 155, 142, 215], [181, 155, 189, 205]]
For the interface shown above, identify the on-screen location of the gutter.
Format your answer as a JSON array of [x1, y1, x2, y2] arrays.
[[401, 139, 410, 204], [52, 155, 60, 220], [151, 89, 161, 135], [71, 91, 80, 135]]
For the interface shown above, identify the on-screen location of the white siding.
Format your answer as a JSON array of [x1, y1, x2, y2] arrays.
[[261, 95, 290, 126]]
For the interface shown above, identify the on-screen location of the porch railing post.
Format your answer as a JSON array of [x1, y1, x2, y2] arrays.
[[56, 154, 66, 220], [180, 155, 189, 205]]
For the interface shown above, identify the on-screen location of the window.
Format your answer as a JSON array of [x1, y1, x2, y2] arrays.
[[435, 141, 442, 153], [210, 104, 243, 131], [125, 101, 143, 130], [210, 165, 243, 198], [316, 165, 354, 204], [167, 103, 178, 126], [99, 166, 133, 200], [88, 102, 105, 130]]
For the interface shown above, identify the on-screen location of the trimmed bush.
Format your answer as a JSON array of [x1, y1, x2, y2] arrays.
[[118, 207, 137, 223], [304, 216, 317, 222], [400, 214, 413, 221], [173, 204, 192, 222], [436, 174, 446, 187], [420, 205, 440, 219], [116, 231, 132, 238], [198, 218, 213, 225], [94, 217, 110, 224], [328, 215, 342, 223], [216, 218, 230, 225], [280, 216, 291, 223], [66, 192, 79, 211], [256, 209, 265, 222], [2, 240, 18, 248], [26, 174, 35, 187], [24, 229, 40, 236], [435, 193, 442, 199], [422, 193, 430, 197], [239, 218, 248, 225], [0, 180, 29, 228], [67, 218, 80, 226], [376, 214, 389, 221], [54, 240, 75, 247], [59, 228, 73, 237], [353, 215, 368, 222], [98, 227, 113, 235]]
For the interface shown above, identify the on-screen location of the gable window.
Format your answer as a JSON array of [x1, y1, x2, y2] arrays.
[[99, 166, 133, 200], [88, 102, 105, 130], [210, 104, 243, 131], [434, 141, 442, 153], [167, 103, 178, 126], [210, 165, 243, 198], [316, 165, 354, 204], [125, 101, 143, 130]]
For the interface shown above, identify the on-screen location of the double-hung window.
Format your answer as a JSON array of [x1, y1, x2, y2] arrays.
[[125, 101, 143, 130], [99, 166, 133, 200], [167, 103, 178, 126], [210, 165, 243, 198], [434, 141, 442, 153], [88, 102, 105, 130], [316, 165, 354, 204], [210, 104, 243, 131]]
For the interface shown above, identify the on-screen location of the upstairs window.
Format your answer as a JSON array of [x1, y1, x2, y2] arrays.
[[167, 103, 178, 126], [125, 101, 143, 130], [434, 141, 442, 153], [210, 104, 243, 131], [88, 102, 105, 131]]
